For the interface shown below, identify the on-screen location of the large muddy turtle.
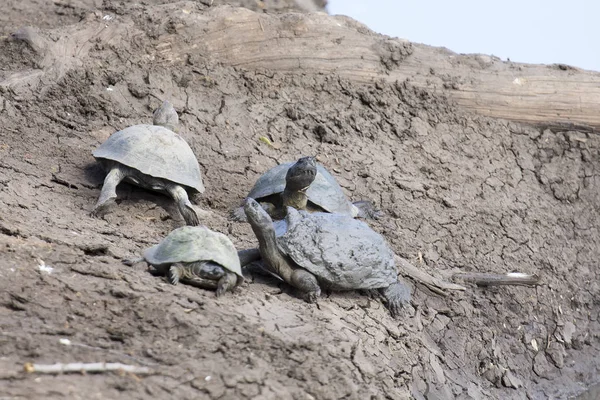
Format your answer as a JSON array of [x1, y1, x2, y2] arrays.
[[123, 226, 244, 296], [243, 198, 410, 317], [92, 101, 205, 225], [231, 156, 380, 221]]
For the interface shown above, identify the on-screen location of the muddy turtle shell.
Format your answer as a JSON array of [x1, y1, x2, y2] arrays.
[[248, 162, 354, 215], [142, 226, 243, 278], [274, 207, 397, 290], [93, 124, 205, 193]]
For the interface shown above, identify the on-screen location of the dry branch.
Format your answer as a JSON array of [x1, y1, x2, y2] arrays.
[[453, 272, 541, 287], [395, 256, 466, 295], [23, 362, 153, 374], [3, 4, 599, 129]]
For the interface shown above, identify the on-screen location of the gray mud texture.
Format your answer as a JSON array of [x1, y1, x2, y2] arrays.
[[0, 1, 599, 399]]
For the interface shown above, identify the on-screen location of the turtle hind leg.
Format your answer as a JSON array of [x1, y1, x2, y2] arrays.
[[352, 200, 383, 220], [168, 263, 185, 285], [166, 184, 200, 226], [237, 248, 262, 266], [379, 281, 412, 318], [290, 269, 321, 303], [215, 271, 239, 297], [91, 166, 126, 217]]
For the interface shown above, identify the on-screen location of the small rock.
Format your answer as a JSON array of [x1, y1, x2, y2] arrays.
[[546, 343, 565, 369], [394, 178, 425, 192], [561, 321, 576, 345], [442, 197, 457, 208], [533, 352, 554, 379], [482, 363, 502, 387], [502, 370, 522, 389], [352, 340, 377, 377]]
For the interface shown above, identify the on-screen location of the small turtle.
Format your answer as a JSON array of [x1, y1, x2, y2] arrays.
[[243, 198, 411, 317], [231, 156, 380, 221], [123, 226, 243, 295], [92, 101, 204, 225]]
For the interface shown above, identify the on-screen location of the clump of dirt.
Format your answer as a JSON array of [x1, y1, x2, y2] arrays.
[[0, 1, 598, 399]]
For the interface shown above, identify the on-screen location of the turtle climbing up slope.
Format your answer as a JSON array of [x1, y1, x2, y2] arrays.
[[123, 226, 244, 296], [231, 156, 381, 221], [91, 101, 205, 225], [243, 197, 411, 317]]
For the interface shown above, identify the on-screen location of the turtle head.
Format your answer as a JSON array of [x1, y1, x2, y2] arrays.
[[243, 198, 273, 227], [153, 100, 179, 132], [285, 156, 317, 192]]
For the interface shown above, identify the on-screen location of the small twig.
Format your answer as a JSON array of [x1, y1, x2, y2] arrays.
[[395, 256, 467, 295], [70, 265, 118, 280], [59, 339, 156, 367], [24, 362, 153, 375], [453, 272, 540, 287], [258, 17, 264, 32]]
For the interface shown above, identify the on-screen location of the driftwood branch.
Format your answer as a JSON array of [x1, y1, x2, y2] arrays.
[[23, 362, 153, 375], [453, 272, 540, 287]]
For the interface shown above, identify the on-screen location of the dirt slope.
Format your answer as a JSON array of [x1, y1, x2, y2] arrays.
[[0, 1, 598, 399]]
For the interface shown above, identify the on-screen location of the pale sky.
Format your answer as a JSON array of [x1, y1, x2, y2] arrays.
[[327, 0, 599, 72]]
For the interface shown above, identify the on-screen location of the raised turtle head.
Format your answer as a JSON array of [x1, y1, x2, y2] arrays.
[[153, 100, 179, 132], [243, 197, 273, 228], [285, 156, 317, 192]]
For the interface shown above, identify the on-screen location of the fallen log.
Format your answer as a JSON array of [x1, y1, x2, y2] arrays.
[[2, 3, 599, 131]]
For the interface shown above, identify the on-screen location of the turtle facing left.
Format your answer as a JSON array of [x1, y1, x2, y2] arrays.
[[91, 100, 205, 225]]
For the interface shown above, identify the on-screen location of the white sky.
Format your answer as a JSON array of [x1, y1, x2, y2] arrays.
[[327, 0, 599, 72]]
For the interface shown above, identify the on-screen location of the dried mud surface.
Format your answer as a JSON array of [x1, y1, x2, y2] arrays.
[[0, 1, 599, 399]]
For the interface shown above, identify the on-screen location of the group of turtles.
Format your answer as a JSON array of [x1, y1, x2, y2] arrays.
[[91, 101, 411, 317]]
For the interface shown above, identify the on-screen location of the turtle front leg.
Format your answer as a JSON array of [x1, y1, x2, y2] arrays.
[[91, 166, 126, 217], [379, 281, 412, 318], [216, 271, 239, 297], [291, 269, 321, 303], [166, 184, 200, 226]]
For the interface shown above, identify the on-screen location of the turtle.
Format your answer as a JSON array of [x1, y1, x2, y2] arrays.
[[123, 226, 244, 295], [242, 197, 411, 317], [91, 100, 205, 225], [231, 156, 381, 222]]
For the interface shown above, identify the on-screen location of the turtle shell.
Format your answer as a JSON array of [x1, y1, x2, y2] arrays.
[[93, 124, 204, 193], [275, 208, 397, 290], [248, 162, 354, 215], [142, 226, 242, 278]]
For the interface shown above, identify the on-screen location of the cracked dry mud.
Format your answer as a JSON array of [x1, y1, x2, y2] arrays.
[[1, 1, 599, 399]]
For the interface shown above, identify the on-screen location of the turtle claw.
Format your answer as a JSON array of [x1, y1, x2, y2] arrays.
[[181, 205, 200, 226], [381, 282, 411, 318], [90, 198, 115, 218], [303, 289, 321, 303], [168, 266, 181, 285], [215, 272, 239, 297], [388, 300, 402, 319]]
